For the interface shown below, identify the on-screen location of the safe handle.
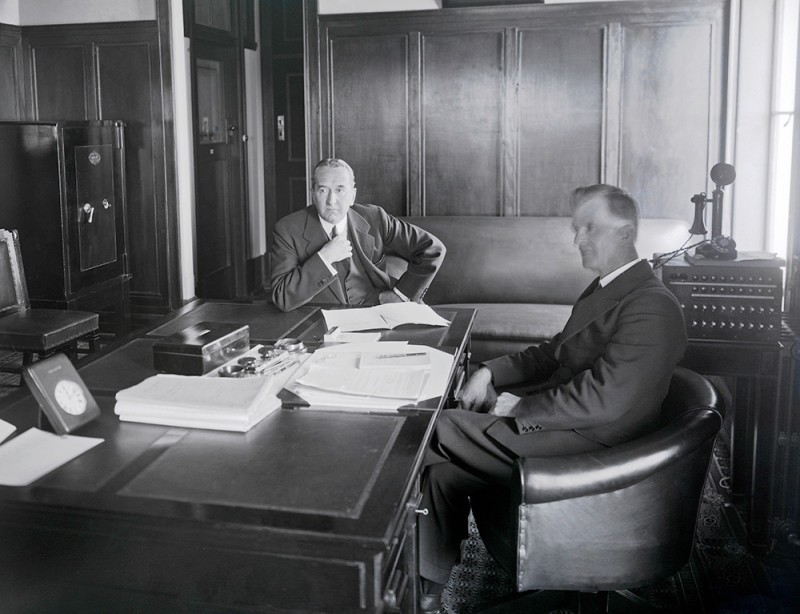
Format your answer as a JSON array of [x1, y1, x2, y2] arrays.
[[82, 203, 95, 223]]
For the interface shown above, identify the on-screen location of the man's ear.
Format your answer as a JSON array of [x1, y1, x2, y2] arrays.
[[617, 223, 635, 243]]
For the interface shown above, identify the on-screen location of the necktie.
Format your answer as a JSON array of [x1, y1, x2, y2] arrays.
[[330, 226, 350, 302]]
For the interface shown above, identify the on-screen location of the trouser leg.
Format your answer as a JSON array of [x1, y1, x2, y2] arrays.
[[419, 410, 517, 584]]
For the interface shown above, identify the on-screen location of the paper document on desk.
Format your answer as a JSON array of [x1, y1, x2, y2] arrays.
[[115, 374, 281, 431], [322, 303, 450, 332], [284, 342, 455, 412], [359, 351, 431, 369], [0, 419, 16, 444], [296, 364, 428, 399], [0, 428, 103, 486]]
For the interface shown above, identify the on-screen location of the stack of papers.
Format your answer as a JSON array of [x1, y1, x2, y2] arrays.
[[322, 302, 450, 332], [115, 374, 281, 431], [284, 341, 455, 412]]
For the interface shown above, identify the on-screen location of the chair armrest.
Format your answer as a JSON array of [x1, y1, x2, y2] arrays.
[[514, 408, 723, 505]]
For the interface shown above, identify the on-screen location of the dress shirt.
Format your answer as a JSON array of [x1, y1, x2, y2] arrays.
[[599, 258, 642, 287], [318, 218, 348, 274], [317, 216, 408, 302]]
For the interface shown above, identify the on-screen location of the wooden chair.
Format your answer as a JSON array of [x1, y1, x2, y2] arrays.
[[0, 229, 99, 379], [471, 367, 725, 613]]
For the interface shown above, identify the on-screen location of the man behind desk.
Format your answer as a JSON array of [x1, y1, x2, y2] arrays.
[[417, 184, 687, 613], [270, 158, 445, 311]]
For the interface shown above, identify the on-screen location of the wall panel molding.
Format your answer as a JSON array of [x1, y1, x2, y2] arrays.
[[0, 24, 24, 120], [309, 0, 730, 220]]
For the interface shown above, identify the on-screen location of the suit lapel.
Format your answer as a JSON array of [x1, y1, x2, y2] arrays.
[[557, 260, 652, 347], [301, 207, 347, 304], [348, 209, 375, 264], [347, 208, 384, 288]]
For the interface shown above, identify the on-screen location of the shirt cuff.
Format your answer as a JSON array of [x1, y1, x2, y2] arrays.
[[318, 253, 337, 275], [392, 286, 411, 302]]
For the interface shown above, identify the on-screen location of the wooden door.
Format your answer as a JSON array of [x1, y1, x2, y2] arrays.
[[269, 0, 306, 233], [193, 40, 247, 299]]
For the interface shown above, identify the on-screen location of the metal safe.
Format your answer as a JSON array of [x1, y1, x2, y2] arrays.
[[0, 120, 131, 336]]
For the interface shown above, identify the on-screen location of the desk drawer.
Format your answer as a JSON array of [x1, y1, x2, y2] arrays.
[[383, 492, 422, 612]]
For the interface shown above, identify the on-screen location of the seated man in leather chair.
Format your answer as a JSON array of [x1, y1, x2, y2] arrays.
[[418, 184, 687, 613]]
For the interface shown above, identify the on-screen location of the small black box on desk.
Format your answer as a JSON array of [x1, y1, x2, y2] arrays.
[[153, 322, 250, 375]]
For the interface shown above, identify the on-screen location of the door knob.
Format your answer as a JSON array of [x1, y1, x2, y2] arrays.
[[82, 203, 95, 223]]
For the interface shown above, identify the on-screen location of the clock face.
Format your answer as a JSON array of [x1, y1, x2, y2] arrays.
[[53, 379, 88, 416]]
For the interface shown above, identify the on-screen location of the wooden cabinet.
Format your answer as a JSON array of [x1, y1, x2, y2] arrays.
[[308, 0, 729, 219], [22, 20, 180, 327], [0, 120, 131, 336]]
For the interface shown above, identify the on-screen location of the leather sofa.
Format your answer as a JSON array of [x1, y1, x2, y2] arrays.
[[394, 216, 689, 363]]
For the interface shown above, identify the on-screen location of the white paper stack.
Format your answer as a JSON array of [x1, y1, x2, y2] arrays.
[[284, 342, 455, 413], [114, 374, 281, 432]]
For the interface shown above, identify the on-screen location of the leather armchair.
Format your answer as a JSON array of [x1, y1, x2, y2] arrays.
[[471, 366, 724, 611]]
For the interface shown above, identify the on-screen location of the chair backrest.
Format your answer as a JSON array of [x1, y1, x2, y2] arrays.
[[0, 229, 30, 315], [472, 367, 724, 592]]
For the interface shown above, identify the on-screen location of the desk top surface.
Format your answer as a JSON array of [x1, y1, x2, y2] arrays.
[[0, 301, 475, 545]]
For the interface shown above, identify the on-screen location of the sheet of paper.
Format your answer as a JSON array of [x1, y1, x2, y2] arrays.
[[0, 419, 16, 444], [322, 303, 450, 332], [359, 350, 431, 369], [296, 364, 428, 399], [321, 308, 387, 332], [373, 302, 451, 328], [283, 343, 456, 412], [333, 332, 383, 343], [286, 386, 410, 412], [0, 428, 104, 487]]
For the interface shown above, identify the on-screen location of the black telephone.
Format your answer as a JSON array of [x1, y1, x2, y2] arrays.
[[689, 163, 738, 260]]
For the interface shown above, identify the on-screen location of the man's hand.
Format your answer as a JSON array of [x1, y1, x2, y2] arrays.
[[378, 290, 404, 304], [489, 392, 520, 418], [318, 234, 352, 263], [458, 366, 497, 412]]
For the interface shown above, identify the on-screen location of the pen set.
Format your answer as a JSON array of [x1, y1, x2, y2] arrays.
[[217, 346, 298, 378]]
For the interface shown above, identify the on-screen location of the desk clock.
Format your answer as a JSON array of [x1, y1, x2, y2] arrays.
[[23, 353, 100, 434]]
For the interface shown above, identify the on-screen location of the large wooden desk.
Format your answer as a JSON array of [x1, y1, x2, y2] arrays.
[[0, 301, 475, 613]]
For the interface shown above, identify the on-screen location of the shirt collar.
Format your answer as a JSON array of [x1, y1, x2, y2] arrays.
[[599, 258, 643, 287], [318, 216, 348, 239]]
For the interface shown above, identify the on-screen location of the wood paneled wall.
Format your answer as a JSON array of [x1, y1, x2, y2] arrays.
[[19, 20, 180, 322], [0, 25, 24, 120], [308, 0, 729, 219]]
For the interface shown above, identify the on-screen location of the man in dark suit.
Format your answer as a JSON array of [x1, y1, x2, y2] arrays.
[[417, 184, 687, 613], [270, 158, 445, 311]]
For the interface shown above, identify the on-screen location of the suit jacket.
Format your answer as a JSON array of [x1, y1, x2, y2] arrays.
[[484, 260, 687, 453], [270, 204, 445, 311]]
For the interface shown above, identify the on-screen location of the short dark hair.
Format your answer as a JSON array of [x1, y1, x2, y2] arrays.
[[312, 158, 355, 187], [571, 184, 640, 237]]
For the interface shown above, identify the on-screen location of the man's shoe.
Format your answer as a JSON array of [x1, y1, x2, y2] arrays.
[[419, 578, 444, 614]]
